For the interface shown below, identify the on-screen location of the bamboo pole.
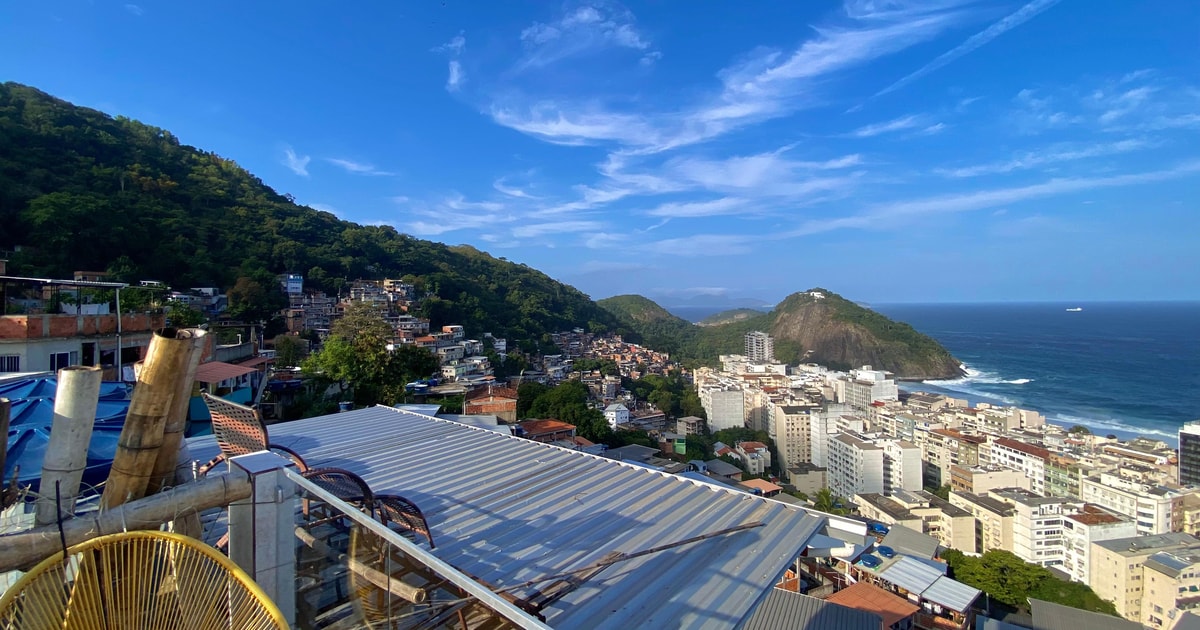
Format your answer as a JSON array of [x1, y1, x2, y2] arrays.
[[35, 366, 103, 527], [101, 328, 200, 510], [294, 526, 427, 604], [0, 472, 251, 572], [147, 330, 207, 495]]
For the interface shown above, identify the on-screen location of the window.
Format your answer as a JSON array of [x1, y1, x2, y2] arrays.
[[49, 351, 78, 371], [0, 355, 18, 373]]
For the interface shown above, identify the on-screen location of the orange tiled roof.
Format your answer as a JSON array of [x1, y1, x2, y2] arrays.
[[826, 582, 919, 628]]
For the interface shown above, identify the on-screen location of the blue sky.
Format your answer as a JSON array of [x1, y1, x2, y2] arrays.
[[2, 1, 1199, 305]]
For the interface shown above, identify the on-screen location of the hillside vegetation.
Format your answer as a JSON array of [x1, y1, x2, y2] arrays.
[[697, 308, 766, 326], [599, 289, 962, 379], [0, 82, 626, 348]]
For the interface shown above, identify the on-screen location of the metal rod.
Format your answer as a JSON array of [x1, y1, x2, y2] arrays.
[[285, 468, 553, 630], [0, 398, 9, 491], [294, 526, 428, 604], [36, 366, 102, 527], [0, 472, 252, 572], [497, 521, 765, 593]]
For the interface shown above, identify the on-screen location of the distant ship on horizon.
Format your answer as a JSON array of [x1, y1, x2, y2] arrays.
[[1066, 307, 1083, 312]]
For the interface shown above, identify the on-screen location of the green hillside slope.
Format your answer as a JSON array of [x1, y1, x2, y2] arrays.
[[0, 82, 624, 348]]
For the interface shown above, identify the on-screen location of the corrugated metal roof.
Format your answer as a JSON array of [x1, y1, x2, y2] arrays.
[[1028, 598, 1141, 630], [878, 555, 943, 594], [881, 525, 940, 559], [742, 588, 881, 630], [188, 406, 828, 629], [193, 361, 257, 383], [921, 575, 980, 613]]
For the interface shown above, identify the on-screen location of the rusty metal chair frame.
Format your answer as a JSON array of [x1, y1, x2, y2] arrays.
[[198, 392, 308, 476], [374, 494, 435, 549]]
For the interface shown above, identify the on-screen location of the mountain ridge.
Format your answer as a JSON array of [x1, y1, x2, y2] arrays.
[[599, 289, 963, 379]]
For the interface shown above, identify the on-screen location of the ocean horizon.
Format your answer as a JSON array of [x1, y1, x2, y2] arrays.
[[667, 300, 1200, 444]]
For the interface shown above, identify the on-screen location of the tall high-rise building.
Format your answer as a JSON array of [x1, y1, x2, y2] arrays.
[[1179, 421, 1200, 487], [744, 331, 774, 363]]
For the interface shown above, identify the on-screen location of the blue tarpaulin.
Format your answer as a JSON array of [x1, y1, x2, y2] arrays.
[[2, 376, 132, 490]]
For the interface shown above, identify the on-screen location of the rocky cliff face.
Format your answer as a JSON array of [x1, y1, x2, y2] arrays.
[[767, 290, 964, 380]]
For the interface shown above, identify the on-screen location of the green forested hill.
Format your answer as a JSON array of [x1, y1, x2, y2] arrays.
[[600, 289, 963, 379], [0, 82, 625, 348]]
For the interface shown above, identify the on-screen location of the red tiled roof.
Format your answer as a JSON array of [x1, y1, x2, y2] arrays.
[[994, 437, 1050, 460], [826, 582, 919, 628], [519, 419, 576, 434], [739, 478, 782, 493], [194, 361, 257, 384], [740, 441, 769, 452], [466, 386, 518, 401]]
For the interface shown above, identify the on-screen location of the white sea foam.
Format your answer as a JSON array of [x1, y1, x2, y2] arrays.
[[923, 363, 1031, 396], [1049, 413, 1178, 444]]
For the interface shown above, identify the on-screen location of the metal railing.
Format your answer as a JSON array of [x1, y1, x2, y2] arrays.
[[285, 468, 553, 630]]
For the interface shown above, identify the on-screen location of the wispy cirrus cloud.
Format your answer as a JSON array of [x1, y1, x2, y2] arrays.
[[124, 4, 143, 16], [936, 138, 1154, 177], [786, 160, 1200, 237], [512, 220, 604, 238], [849, 114, 924, 137], [875, 0, 1063, 97], [325, 158, 394, 176], [492, 2, 968, 153], [434, 33, 467, 92], [517, 2, 657, 70], [282, 145, 310, 176]]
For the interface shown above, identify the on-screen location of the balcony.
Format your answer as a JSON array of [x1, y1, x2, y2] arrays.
[[0, 313, 165, 339]]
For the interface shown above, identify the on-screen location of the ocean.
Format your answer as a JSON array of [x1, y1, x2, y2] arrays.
[[872, 302, 1200, 444]]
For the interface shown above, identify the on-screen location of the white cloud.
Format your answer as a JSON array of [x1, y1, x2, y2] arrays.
[[645, 197, 749, 219], [850, 114, 923, 137], [124, 4, 143, 16], [936, 139, 1154, 177], [875, 0, 1062, 97], [517, 2, 654, 70], [922, 123, 947, 134], [579, 260, 651, 273], [512, 220, 603, 238], [785, 161, 1200, 237], [446, 60, 465, 92], [645, 234, 755, 257], [434, 33, 466, 55], [493, 177, 540, 199], [282, 146, 310, 176], [325, 158, 394, 176], [493, 3, 966, 152]]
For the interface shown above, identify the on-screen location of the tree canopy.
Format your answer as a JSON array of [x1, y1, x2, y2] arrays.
[[302, 303, 440, 406], [942, 549, 1118, 616]]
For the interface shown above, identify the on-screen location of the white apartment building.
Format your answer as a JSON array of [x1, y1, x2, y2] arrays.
[[841, 367, 898, 411], [1061, 506, 1137, 585], [807, 404, 851, 468], [1079, 472, 1182, 535], [827, 433, 884, 499], [991, 488, 1071, 569], [604, 403, 630, 429], [880, 440, 923, 494], [989, 437, 1049, 496], [736, 441, 772, 476], [744, 331, 774, 363]]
